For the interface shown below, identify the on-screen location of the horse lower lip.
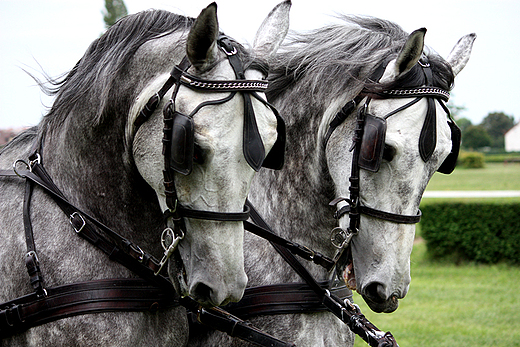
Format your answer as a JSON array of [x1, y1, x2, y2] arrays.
[[363, 295, 400, 313]]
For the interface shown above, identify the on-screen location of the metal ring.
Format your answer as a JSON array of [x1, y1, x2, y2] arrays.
[[160, 227, 175, 251], [29, 153, 41, 168], [12, 159, 30, 177]]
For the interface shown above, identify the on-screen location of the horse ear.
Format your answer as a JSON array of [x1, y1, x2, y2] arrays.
[[186, 2, 219, 70], [381, 28, 426, 83], [252, 0, 291, 61], [447, 33, 476, 76]]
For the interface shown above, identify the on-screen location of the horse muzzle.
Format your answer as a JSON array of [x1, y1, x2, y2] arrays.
[[361, 282, 403, 313]]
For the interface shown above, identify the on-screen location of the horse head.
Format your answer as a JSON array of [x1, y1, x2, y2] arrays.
[[131, 2, 290, 306], [327, 29, 475, 313]]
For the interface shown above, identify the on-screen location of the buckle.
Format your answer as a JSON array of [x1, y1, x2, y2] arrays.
[[128, 243, 145, 263], [330, 227, 355, 249], [69, 212, 86, 233]]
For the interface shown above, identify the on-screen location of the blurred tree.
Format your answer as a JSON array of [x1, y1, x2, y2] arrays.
[[103, 0, 128, 29], [456, 117, 472, 133], [480, 112, 515, 149], [447, 100, 466, 120], [462, 125, 491, 150]]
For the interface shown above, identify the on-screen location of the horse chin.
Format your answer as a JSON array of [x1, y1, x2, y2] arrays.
[[362, 294, 399, 313], [342, 254, 399, 313]]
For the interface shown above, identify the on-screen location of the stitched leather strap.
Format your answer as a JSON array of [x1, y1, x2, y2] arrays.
[[0, 278, 178, 339], [245, 202, 399, 347], [0, 168, 173, 290], [224, 281, 352, 319]]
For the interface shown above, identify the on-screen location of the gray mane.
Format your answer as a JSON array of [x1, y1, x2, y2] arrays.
[[267, 15, 454, 105], [35, 9, 258, 137], [36, 10, 194, 133]]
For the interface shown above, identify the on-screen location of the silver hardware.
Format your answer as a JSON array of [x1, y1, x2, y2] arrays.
[[25, 250, 39, 264], [155, 227, 184, 275], [169, 200, 178, 214], [220, 45, 237, 56], [29, 153, 41, 168], [69, 212, 86, 234], [180, 75, 192, 85], [129, 243, 145, 263], [418, 60, 431, 68], [330, 227, 355, 249], [13, 159, 30, 177]]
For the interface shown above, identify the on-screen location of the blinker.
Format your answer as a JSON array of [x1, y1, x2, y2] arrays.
[[164, 101, 195, 176], [437, 120, 461, 174], [358, 114, 387, 173]]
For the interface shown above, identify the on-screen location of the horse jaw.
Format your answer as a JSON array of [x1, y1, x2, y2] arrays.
[[350, 220, 415, 313]]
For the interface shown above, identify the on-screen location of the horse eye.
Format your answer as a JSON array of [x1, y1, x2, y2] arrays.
[[193, 144, 204, 164], [382, 144, 396, 162]]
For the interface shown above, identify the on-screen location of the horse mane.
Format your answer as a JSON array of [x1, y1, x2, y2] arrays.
[[38, 10, 196, 130], [267, 15, 454, 103]]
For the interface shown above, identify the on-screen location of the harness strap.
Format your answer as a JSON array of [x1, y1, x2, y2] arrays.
[[22, 177, 47, 298], [224, 281, 352, 319], [0, 167, 174, 291], [244, 202, 399, 347], [244, 218, 336, 271], [331, 198, 422, 224], [133, 56, 191, 128], [0, 278, 178, 339], [182, 297, 295, 347], [2, 167, 303, 346], [165, 205, 251, 222]]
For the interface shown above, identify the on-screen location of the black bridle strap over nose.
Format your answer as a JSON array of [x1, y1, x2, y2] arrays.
[[164, 205, 250, 222], [330, 197, 421, 224]]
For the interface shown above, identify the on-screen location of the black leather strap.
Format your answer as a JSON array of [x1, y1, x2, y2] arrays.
[[224, 281, 352, 319], [1, 167, 174, 290], [0, 278, 178, 339], [134, 56, 191, 128], [361, 205, 421, 224], [174, 205, 250, 222], [332, 199, 421, 224], [244, 218, 336, 271], [219, 36, 266, 171], [182, 297, 295, 347], [245, 202, 399, 347]]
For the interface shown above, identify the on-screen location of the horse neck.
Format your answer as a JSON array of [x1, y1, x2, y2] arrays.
[[39, 113, 163, 253], [247, 87, 340, 284]]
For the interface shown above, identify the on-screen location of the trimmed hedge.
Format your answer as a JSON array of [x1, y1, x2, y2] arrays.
[[459, 151, 485, 168], [420, 202, 520, 264]]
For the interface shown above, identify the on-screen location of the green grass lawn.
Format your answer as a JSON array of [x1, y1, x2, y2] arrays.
[[426, 162, 520, 191], [352, 163, 520, 346], [353, 242, 520, 347]]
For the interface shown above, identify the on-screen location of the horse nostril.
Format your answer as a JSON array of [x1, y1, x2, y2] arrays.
[[192, 282, 213, 303], [364, 282, 388, 303]]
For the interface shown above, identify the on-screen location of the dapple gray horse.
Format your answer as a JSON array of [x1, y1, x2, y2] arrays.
[[190, 15, 474, 347], [0, 2, 290, 346]]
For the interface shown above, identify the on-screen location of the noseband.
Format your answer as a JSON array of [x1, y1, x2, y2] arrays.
[[133, 36, 284, 272]]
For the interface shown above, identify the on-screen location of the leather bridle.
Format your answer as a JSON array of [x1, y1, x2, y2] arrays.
[[0, 36, 292, 347], [326, 58, 454, 254], [133, 36, 284, 271]]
